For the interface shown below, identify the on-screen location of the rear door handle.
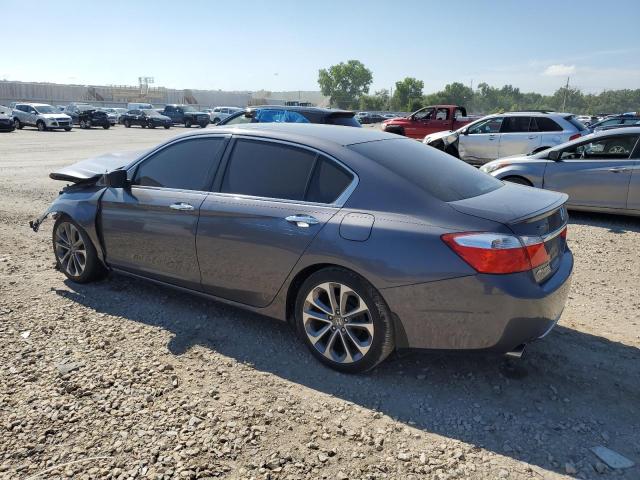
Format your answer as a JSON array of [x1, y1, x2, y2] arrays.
[[285, 214, 319, 227], [528, 135, 538, 139], [608, 167, 628, 173], [169, 202, 194, 211]]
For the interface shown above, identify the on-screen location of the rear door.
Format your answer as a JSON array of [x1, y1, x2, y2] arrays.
[[498, 116, 540, 157], [100, 135, 229, 289], [197, 137, 355, 307], [543, 133, 639, 209], [459, 116, 503, 164]]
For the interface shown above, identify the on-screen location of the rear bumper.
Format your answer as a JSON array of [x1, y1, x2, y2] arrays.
[[381, 249, 573, 352]]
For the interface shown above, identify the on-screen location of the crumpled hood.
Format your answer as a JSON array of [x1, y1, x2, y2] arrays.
[[41, 113, 71, 120], [449, 182, 567, 224], [50, 150, 146, 182], [423, 129, 459, 146]]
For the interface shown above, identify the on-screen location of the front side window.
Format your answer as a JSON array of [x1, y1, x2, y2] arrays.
[[221, 139, 316, 201], [413, 108, 434, 121], [559, 135, 639, 160], [468, 117, 503, 134], [500, 116, 531, 133], [132, 137, 227, 190], [224, 112, 253, 125]]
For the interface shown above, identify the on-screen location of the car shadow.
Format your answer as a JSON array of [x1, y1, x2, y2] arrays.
[[55, 275, 640, 477], [569, 211, 640, 234]]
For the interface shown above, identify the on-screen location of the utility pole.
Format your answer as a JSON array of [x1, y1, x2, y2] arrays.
[[562, 76, 570, 112]]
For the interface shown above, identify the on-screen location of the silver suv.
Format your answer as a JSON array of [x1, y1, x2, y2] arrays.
[[210, 106, 242, 123], [423, 112, 588, 165], [13, 103, 73, 131]]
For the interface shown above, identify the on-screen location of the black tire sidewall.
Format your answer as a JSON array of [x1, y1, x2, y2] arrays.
[[295, 268, 394, 373], [52, 215, 105, 284]]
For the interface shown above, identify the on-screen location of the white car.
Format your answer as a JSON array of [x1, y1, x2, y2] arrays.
[[423, 111, 588, 166], [12, 103, 73, 131], [210, 106, 242, 124]]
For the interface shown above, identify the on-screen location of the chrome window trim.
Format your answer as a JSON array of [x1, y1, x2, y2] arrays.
[[218, 135, 359, 208]]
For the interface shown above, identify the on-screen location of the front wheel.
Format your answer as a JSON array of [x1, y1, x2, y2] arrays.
[[14, 118, 23, 129], [80, 119, 89, 129], [295, 268, 395, 373], [64, 127, 72, 131], [124, 120, 131, 128], [148, 122, 156, 129], [103, 124, 110, 129], [37, 121, 47, 132], [164, 125, 170, 129], [184, 119, 192, 128], [199, 123, 207, 128], [502, 176, 533, 186], [52, 215, 106, 283]]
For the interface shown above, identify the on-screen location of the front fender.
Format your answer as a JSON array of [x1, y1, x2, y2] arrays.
[[30, 186, 107, 262], [492, 164, 545, 188]]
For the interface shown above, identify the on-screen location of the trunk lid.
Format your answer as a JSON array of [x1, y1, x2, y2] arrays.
[[449, 183, 569, 282], [50, 150, 144, 183]]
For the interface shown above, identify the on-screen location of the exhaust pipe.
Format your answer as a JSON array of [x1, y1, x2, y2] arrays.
[[504, 344, 526, 359]]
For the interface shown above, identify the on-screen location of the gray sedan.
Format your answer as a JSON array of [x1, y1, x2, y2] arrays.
[[32, 124, 573, 372], [481, 127, 640, 216]]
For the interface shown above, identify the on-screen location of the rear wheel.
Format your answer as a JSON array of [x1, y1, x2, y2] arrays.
[[164, 125, 170, 129], [148, 122, 156, 129], [102, 124, 110, 129], [295, 268, 395, 373], [213, 117, 221, 124], [199, 123, 207, 128], [52, 215, 106, 283], [503, 176, 533, 186], [64, 127, 72, 131]]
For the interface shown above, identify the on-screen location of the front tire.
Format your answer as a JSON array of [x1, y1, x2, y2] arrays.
[[64, 127, 72, 131], [52, 215, 106, 283], [37, 121, 47, 132], [184, 119, 192, 128], [124, 120, 131, 128], [14, 118, 23, 129], [103, 124, 110, 129], [164, 125, 170, 129], [295, 268, 395, 373], [80, 119, 89, 129]]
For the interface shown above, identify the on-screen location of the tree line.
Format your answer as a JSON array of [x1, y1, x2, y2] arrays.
[[318, 60, 640, 115]]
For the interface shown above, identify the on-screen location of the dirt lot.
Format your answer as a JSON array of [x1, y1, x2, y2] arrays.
[[0, 126, 639, 480]]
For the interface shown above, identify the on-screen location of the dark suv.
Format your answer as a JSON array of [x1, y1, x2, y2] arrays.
[[64, 104, 111, 129], [216, 106, 361, 127], [160, 105, 210, 128]]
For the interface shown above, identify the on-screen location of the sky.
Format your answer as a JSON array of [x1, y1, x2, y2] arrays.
[[2, 0, 639, 95]]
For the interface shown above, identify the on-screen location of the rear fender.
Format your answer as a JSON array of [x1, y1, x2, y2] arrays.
[[30, 186, 107, 262]]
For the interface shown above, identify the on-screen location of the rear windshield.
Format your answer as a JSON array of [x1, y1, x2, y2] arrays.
[[565, 115, 588, 131], [349, 139, 503, 202], [327, 114, 361, 127]]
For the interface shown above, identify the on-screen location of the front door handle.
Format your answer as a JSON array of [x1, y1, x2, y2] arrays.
[[608, 167, 628, 173], [169, 202, 194, 211], [285, 214, 319, 228]]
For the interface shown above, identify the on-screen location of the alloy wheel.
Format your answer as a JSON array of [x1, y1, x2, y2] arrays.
[[303, 282, 374, 364], [54, 222, 87, 277]]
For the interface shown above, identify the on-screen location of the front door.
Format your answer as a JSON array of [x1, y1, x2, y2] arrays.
[[197, 138, 353, 307], [100, 135, 229, 289], [543, 133, 639, 209], [405, 107, 434, 139], [459, 116, 504, 164]]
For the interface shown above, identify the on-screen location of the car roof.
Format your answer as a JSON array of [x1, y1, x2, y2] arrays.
[[245, 105, 353, 114], [172, 122, 395, 147]]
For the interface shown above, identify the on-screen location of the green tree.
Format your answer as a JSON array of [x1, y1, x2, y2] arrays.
[[359, 89, 390, 111], [318, 60, 373, 109], [391, 77, 424, 111]]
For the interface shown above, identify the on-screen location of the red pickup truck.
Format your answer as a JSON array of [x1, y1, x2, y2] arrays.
[[381, 105, 479, 139]]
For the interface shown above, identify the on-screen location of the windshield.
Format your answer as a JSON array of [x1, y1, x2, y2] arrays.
[[77, 105, 95, 112], [350, 139, 502, 202], [35, 105, 58, 114], [182, 105, 197, 112], [142, 109, 161, 117]]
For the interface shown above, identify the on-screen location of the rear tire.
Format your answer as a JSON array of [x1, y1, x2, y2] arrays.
[[64, 127, 72, 131], [164, 125, 170, 129], [295, 267, 395, 373], [52, 215, 106, 284], [103, 124, 110, 129], [199, 123, 207, 128], [503, 176, 533, 186], [213, 117, 220, 124]]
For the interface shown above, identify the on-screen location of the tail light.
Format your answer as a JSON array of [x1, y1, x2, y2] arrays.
[[569, 133, 581, 141], [441, 229, 566, 274]]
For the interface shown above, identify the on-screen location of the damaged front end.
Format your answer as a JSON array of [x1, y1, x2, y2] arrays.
[[423, 130, 460, 157]]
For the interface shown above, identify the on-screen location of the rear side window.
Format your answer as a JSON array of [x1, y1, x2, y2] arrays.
[[564, 115, 588, 132], [533, 117, 563, 132], [133, 137, 227, 190], [306, 156, 353, 203], [500, 116, 531, 133], [349, 139, 502, 202], [221, 139, 316, 200]]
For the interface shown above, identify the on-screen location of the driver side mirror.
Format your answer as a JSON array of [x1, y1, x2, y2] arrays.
[[462, 128, 469, 135], [548, 150, 560, 161], [105, 169, 129, 188], [244, 110, 255, 118]]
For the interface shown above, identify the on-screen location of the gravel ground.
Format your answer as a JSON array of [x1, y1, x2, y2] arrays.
[[1, 127, 639, 480]]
